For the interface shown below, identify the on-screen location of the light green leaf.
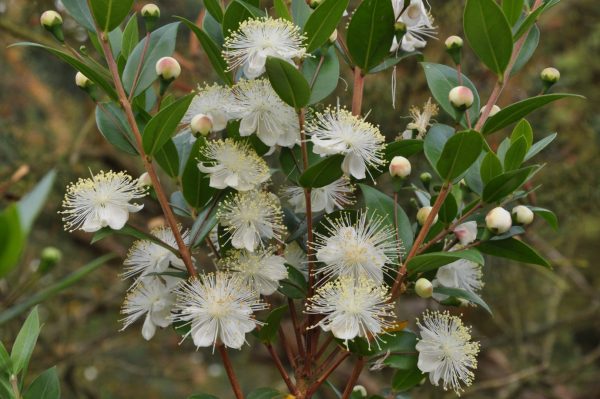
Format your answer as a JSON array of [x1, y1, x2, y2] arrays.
[[62, 0, 95, 31], [95, 102, 138, 154], [10, 307, 40, 374], [510, 119, 533, 149], [121, 14, 139, 58], [17, 171, 56, 234], [302, 46, 340, 104], [480, 151, 503, 184], [274, 0, 293, 21], [23, 367, 60, 399], [89, 0, 134, 32], [503, 136, 528, 171], [291, 0, 313, 29], [524, 133, 557, 161], [303, 0, 349, 53], [0, 206, 25, 277], [511, 25, 539, 75]]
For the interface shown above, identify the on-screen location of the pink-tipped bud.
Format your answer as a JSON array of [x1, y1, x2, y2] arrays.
[[155, 57, 181, 80], [389, 156, 411, 178], [415, 278, 433, 298], [480, 104, 501, 117], [444, 35, 463, 50], [138, 172, 153, 187], [75, 71, 92, 89], [540, 67, 560, 84], [449, 86, 474, 110], [190, 114, 213, 137], [453, 221, 478, 245], [485, 207, 512, 234], [417, 206, 438, 226], [512, 205, 534, 225], [40, 10, 62, 28]]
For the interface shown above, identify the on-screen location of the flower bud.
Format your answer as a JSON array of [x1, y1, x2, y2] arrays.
[[480, 104, 501, 117], [449, 86, 474, 111], [415, 278, 433, 298], [328, 29, 338, 43], [190, 114, 213, 137], [155, 57, 181, 81], [39, 246, 62, 274], [141, 3, 160, 31], [420, 172, 432, 184], [138, 172, 153, 187], [389, 156, 411, 178], [40, 10, 64, 42], [512, 205, 534, 225], [453, 221, 477, 245], [444, 35, 463, 50], [309, 0, 323, 9], [540, 67, 560, 84], [417, 206, 438, 226], [75, 71, 93, 89], [485, 207, 512, 234], [351, 385, 367, 397]]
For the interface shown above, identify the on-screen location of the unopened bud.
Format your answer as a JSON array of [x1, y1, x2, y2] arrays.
[[485, 207, 512, 234], [417, 206, 438, 226], [75, 71, 93, 89], [309, 0, 323, 9], [352, 385, 367, 397], [156, 57, 181, 81], [328, 29, 338, 43], [191, 114, 213, 137], [138, 172, 153, 187], [480, 104, 501, 117], [444, 35, 463, 50], [540, 67, 560, 84], [39, 246, 62, 273], [40, 10, 64, 42], [389, 156, 411, 178], [512, 205, 534, 225], [415, 278, 433, 298], [449, 86, 474, 111], [420, 172, 432, 184], [141, 3, 160, 31]]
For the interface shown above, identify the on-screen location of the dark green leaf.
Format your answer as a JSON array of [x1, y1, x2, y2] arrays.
[[464, 0, 513, 76], [510, 119, 533, 149], [155, 139, 180, 177], [62, 0, 95, 31], [0, 206, 24, 277], [482, 94, 585, 135], [465, 152, 485, 195], [278, 264, 308, 299], [480, 152, 503, 184], [222, 0, 264, 37], [421, 63, 480, 127], [274, 0, 293, 21], [204, 0, 224, 23], [23, 367, 60, 399], [434, 286, 493, 315], [298, 155, 344, 188], [182, 139, 216, 208], [524, 133, 557, 161], [258, 305, 288, 343], [343, 330, 417, 357], [122, 22, 180, 97], [0, 342, 11, 372], [303, 0, 349, 53], [121, 14, 139, 58], [482, 166, 537, 203], [436, 130, 484, 181], [89, 0, 134, 32], [512, 3, 546, 40], [502, 0, 524, 25], [433, 192, 458, 224], [424, 123, 454, 168], [96, 102, 138, 154], [143, 93, 194, 155], [478, 237, 550, 267], [392, 368, 425, 392], [504, 136, 527, 171], [368, 51, 422, 74], [384, 140, 424, 162], [303, 46, 340, 104], [247, 388, 281, 399], [511, 25, 539, 75], [528, 206, 558, 230], [265, 56, 311, 108], [346, 0, 395, 71], [191, 202, 220, 248], [10, 307, 40, 374], [407, 250, 484, 275]]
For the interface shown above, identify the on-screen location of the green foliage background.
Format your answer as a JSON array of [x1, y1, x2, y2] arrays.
[[0, 0, 599, 398]]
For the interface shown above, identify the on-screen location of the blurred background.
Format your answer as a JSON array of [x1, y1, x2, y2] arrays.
[[1, 0, 599, 398]]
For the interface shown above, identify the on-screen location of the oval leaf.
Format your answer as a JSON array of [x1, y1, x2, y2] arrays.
[[477, 237, 550, 267], [298, 155, 344, 188], [265, 56, 311, 109], [143, 93, 194, 155], [407, 249, 484, 276], [436, 130, 483, 181], [482, 165, 537, 203], [303, 0, 349, 53], [90, 0, 134, 32]]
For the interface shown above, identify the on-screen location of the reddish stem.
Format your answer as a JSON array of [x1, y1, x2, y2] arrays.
[[340, 357, 366, 399], [217, 344, 244, 399], [352, 67, 365, 116]]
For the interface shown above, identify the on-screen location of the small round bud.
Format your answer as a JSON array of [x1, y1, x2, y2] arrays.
[[444, 35, 463, 50], [389, 156, 411, 178], [449, 86, 474, 110], [512, 205, 534, 225], [420, 172, 432, 184], [75, 71, 92, 89], [138, 172, 153, 187], [540, 67, 560, 84], [40, 10, 62, 28], [415, 278, 433, 298], [309, 0, 323, 8], [39, 246, 62, 273], [141, 3, 160, 18], [328, 29, 338, 43], [190, 114, 213, 137], [155, 57, 181, 80], [480, 104, 501, 117], [352, 385, 367, 397], [485, 207, 512, 234], [417, 206, 438, 226]]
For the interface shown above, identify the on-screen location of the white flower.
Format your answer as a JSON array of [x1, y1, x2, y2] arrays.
[[120, 276, 179, 340], [308, 108, 386, 180], [282, 177, 355, 214], [221, 247, 288, 295], [306, 276, 396, 345], [432, 258, 484, 303], [172, 272, 268, 349], [181, 84, 235, 134], [197, 139, 270, 191], [400, 98, 439, 139], [284, 242, 308, 278], [453, 221, 478, 245], [314, 211, 401, 284], [391, 0, 437, 53], [218, 191, 286, 252], [60, 171, 146, 232], [122, 226, 190, 280], [415, 311, 480, 395], [223, 17, 306, 79], [231, 79, 299, 148]]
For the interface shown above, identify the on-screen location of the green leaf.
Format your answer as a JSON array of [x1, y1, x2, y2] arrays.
[[23, 367, 60, 399], [265, 56, 311, 109], [343, 330, 417, 357], [0, 205, 24, 277], [524, 132, 557, 161], [298, 155, 344, 188], [95, 102, 138, 154], [424, 123, 454, 168], [17, 171, 56, 234], [407, 250, 484, 276], [247, 388, 281, 399], [384, 140, 424, 162], [480, 152, 503, 184], [433, 192, 458, 224], [510, 119, 533, 149], [143, 93, 194, 155], [502, 0, 524, 25], [122, 22, 180, 97], [204, 0, 224, 23], [359, 184, 414, 250], [528, 206, 558, 230], [222, 0, 265, 37], [302, 46, 340, 104], [11, 42, 117, 100], [10, 307, 40, 374], [178, 17, 233, 85], [258, 305, 288, 343], [278, 264, 308, 299], [436, 130, 484, 181], [512, 3, 546, 40], [190, 202, 220, 248], [511, 25, 540, 75], [421, 63, 480, 127], [155, 139, 180, 178], [182, 139, 216, 208], [464, 0, 513, 76], [392, 368, 425, 392], [478, 237, 550, 267], [62, 0, 95, 31], [121, 14, 139, 58], [503, 136, 528, 171], [187, 395, 219, 399], [89, 0, 134, 32], [433, 286, 493, 315], [274, 0, 293, 21], [368, 51, 422, 74], [346, 0, 395, 71], [292, 0, 312, 28], [0, 342, 11, 372], [482, 94, 585, 135], [482, 166, 537, 203], [303, 0, 349, 53]]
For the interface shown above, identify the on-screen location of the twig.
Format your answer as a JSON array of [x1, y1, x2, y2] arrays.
[[217, 344, 244, 399], [265, 343, 298, 395], [306, 352, 350, 397], [340, 357, 366, 399], [352, 67, 365, 116]]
